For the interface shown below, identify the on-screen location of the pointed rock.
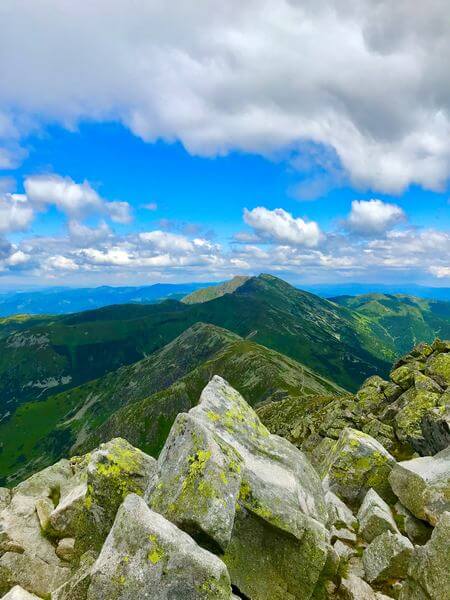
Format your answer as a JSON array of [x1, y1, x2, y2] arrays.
[[87, 494, 232, 600]]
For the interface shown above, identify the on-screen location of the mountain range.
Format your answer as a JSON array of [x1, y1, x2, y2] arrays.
[[1, 273, 450, 485]]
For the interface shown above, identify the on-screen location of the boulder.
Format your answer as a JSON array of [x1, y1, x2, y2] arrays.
[[0, 586, 41, 599], [148, 412, 243, 551], [34, 497, 53, 532], [75, 438, 156, 555], [325, 491, 357, 531], [49, 483, 87, 538], [362, 531, 414, 583], [321, 428, 396, 507], [87, 494, 232, 600], [399, 512, 450, 600], [339, 574, 385, 600], [0, 551, 70, 597], [425, 351, 450, 387], [388, 446, 450, 525], [357, 489, 398, 542], [56, 538, 76, 562], [394, 503, 432, 545], [149, 376, 332, 600]]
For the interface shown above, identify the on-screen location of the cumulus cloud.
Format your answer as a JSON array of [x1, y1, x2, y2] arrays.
[[346, 199, 406, 235], [0, 194, 34, 234], [244, 207, 322, 247], [24, 175, 132, 223], [0, 1, 449, 192]]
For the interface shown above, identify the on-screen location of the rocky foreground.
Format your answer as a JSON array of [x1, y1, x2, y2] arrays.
[[0, 344, 449, 599]]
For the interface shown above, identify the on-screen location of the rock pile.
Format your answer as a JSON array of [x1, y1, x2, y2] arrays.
[[0, 370, 448, 599]]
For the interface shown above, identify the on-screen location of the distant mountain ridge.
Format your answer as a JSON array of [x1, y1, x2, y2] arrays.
[[181, 275, 250, 304], [0, 282, 209, 316]]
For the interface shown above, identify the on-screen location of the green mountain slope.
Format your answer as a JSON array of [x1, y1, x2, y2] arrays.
[[332, 293, 450, 354], [0, 323, 343, 485], [0, 275, 398, 419], [73, 333, 344, 459], [181, 275, 250, 304]]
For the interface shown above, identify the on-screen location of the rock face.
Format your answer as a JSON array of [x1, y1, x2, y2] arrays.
[[88, 493, 231, 600], [389, 445, 450, 525], [0, 586, 41, 600], [148, 376, 331, 600]]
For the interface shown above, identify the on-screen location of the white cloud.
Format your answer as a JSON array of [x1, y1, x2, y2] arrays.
[[244, 207, 322, 247], [68, 220, 112, 245], [0, 194, 34, 234], [24, 175, 132, 223], [0, 1, 449, 192], [142, 202, 158, 211], [429, 266, 450, 278], [45, 255, 79, 271], [346, 199, 405, 235]]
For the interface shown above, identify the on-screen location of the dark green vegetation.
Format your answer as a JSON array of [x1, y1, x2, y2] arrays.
[[0, 323, 343, 485], [2, 273, 450, 485], [332, 293, 450, 354], [181, 275, 250, 304]]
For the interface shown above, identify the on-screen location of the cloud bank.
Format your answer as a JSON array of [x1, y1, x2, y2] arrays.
[[0, 0, 450, 192]]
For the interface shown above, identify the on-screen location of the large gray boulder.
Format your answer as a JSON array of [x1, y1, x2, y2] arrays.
[[87, 493, 232, 600], [321, 428, 396, 507], [362, 531, 414, 583], [357, 489, 399, 543], [148, 376, 331, 600], [389, 446, 450, 526], [399, 512, 450, 600]]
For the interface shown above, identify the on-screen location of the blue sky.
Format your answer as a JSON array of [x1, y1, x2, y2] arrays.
[[0, 1, 449, 288]]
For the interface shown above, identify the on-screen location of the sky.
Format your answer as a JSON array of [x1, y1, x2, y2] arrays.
[[0, 1, 450, 289]]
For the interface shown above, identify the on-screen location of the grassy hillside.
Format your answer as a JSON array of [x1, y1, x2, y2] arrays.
[[332, 293, 450, 354], [0, 275, 397, 419], [74, 334, 344, 460], [0, 323, 343, 485], [182, 275, 250, 304]]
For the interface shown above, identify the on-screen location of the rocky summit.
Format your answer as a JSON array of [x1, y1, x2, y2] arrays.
[[0, 358, 449, 598]]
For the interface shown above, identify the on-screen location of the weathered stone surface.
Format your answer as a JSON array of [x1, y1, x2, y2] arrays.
[[363, 531, 414, 583], [357, 489, 398, 543], [56, 538, 76, 562], [76, 438, 156, 555], [0, 551, 70, 597], [338, 574, 381, 599], [52, 551, 96, 600], [389, 446, 450, 525], [87, 493, 231, 600], [34, 497, 53, 532], [0, 586, 41, 599], [325, 491, 357, 531], [394, 503, 432, 545], [425, 352, 450, 387], [148, 412, 243, 551], [49, 483, 87, 538], [321, 428, 396, 507], [399, 512, 450, 600]]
